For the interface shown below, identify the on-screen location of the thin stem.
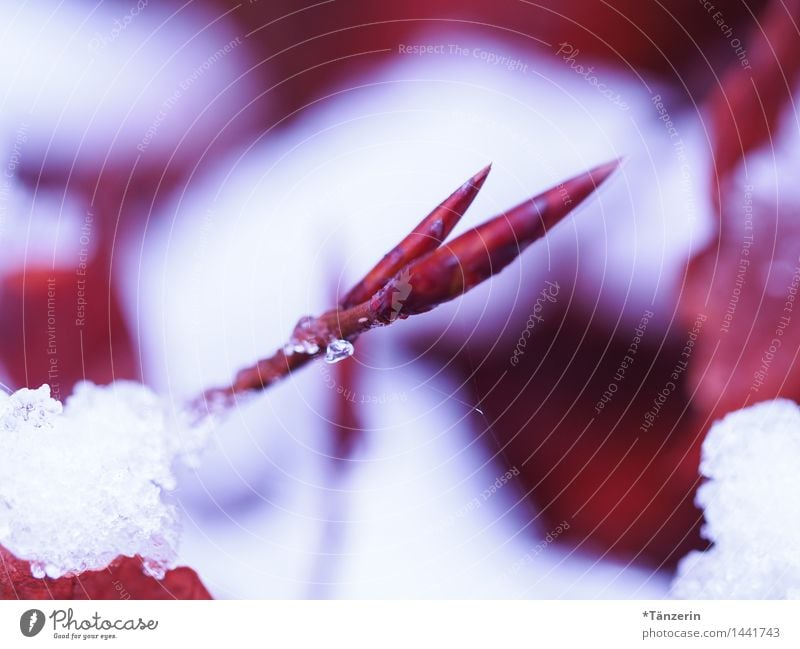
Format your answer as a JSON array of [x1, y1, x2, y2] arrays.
[[194, 160, 620, 413]]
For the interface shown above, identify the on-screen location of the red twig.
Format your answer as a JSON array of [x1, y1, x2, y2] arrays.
[[369, 159, 620, 319], [196, 160, 619, 410], [340, 164, 491, 307]]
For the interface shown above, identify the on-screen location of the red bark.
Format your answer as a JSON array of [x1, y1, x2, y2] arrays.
[[0, 547, 211, 600]]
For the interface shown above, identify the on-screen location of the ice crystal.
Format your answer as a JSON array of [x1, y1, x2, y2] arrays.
[[672, 399, 800, 599], [325, 339, 354, 364], [0, 382, 210, 579]]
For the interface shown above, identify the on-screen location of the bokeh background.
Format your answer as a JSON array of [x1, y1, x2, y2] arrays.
[[1, 0, 798, 598]]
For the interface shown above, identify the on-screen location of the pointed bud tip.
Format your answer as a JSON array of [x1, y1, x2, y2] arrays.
[[587, 157, 623, 187], [555, 157, 622, 211], [465, 163, 492, 190]]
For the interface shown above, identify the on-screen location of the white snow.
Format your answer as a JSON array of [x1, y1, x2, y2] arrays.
[[672, 399, 800, 599], [0, 381, 210, 579], [0, 1, 259, 169]]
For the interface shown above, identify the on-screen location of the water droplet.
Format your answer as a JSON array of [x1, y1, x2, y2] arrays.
[[285, 340, 320, 356], [30, 562, 46, 579], [325, 339, 354, 364]]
